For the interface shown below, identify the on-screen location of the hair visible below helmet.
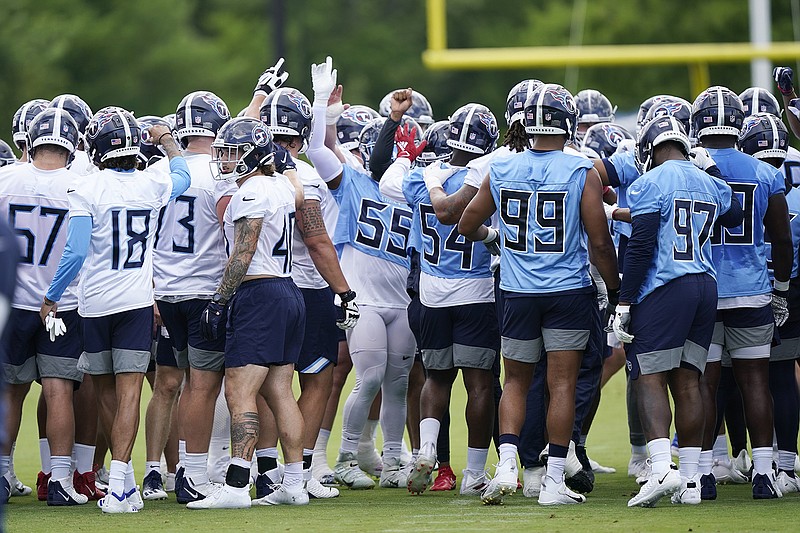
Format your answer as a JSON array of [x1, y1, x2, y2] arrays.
[[12, 99, 50, 150], [524, 84, 579, 138], [0, 139, 16, 167], [175, 91, 231, 147], [636, 116, 691, 172], [416, 121, 452, 166], [137, 115, 171, 167], [48, 94, 93, 135], [84, 107, 141, 167], [738, 112, 788, 162], [691, 86, 745, 139], [575, 89, 616, 124], [210, 117, 275, 181], [446, 103, 499, 155], [580, 122, 634, 159], [643, 96, 692, 136], [358, 117, 386, 167], [26, 108, 80, 158], [636, 95, 671, 134], [505, 79, 543, 126], [337, 105, 380, 152], [738, 87, 781, 118], [259, 87, 312, 151], [379, 90, 434, 126]]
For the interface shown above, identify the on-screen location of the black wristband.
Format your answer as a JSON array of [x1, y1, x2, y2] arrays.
[[606, 287, 620, 306], [339, 290, 356, 303], [157, 132, 173, 145]]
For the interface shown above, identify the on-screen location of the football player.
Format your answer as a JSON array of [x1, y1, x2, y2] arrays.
[[41, 107, 191, 513], [459, 84, 620, 506], [190, 117, 307, 508], [613, 117, 742, 507], [0, 140, 16, 167], [48, 94, 95, 176], [0, 219, 18, 505], [11, 99, 49, 163], [574, 89, 616, 143]]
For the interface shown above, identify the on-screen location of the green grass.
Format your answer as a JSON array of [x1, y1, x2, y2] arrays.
[[4, 371, 796, 532]]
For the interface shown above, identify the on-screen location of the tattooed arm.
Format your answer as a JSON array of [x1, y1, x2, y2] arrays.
[[215, 217, 263, 301], [429, 184, 479, 225], [296, 199, 350, 294]]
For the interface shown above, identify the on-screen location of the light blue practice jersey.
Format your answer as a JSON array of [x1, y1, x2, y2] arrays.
[[490, 149, 593, 294], [627, 160, 732, 303], [766, 185, 800, 280], [606, 150, 641, 238]]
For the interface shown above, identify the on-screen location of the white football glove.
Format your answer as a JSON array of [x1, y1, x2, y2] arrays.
[[326, 101, 346, 125], [45, 311, 66, 342], [615, 138, 636, 155], [482, 227, 501, 256], [253, 57, 289, 97], [311, 56, 337, 102], [689, 147, 716, 171], [335, 291, 360, 330], [422, 161, 457, 192], [603, 202, 619, 221], [612, 305, 634, 344], [773, 281, 790, 327]]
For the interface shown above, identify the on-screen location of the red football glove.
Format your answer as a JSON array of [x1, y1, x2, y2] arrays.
[[394, 124, 427, 163]]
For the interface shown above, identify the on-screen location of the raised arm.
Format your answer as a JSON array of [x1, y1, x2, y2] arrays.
[[243, 58, 290, 119], [306, 57, 344, 189]]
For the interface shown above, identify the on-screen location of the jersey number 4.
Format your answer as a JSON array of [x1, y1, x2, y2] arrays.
[[419, 204, 473, 269], [8, 204, 68, 266]]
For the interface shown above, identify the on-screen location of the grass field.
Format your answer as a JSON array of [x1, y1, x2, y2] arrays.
[[4, 370, 797, 532]]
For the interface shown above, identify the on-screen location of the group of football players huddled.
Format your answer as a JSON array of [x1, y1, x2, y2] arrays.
[[1, 54, 800, 513]]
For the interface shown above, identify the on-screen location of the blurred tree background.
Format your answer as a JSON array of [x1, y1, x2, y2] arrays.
[[1, 0, 798, 152]]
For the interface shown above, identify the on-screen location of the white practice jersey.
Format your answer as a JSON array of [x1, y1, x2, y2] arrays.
[[68, 150, 97, 177], [152, 153, 235, 298], [290, 159, 338, 289], [0, 164, 81, 311], [223, 173, 296, 278], [69, 168, 173, 317], [338, 244, 410, 309]]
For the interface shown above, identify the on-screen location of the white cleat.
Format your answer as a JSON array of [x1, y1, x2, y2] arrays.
[[775, 471, 800, 495], [9, 475, 32, 497], [357, 447, 383, 477], [522, 466, 545, 498], [539, 442, 581, 478], [628, 465, 681, 507], [732, 450, 752, 482], [406, 451, 435, 495], [712, 457, 749, 484], [481, 459, 518, 505], [306, 477, 339, 499], [379, 457, 409, 488], [164, 472, 176, 492], [187, 484, 250, 509], [98, 492, 137, 513], [671, 477, 701, 505], [253, 484, 309, 506], [588, 456, 616, 474], [333, 452, 375, 490], [795, 454, 800, 476], [460, 469, 489, 496], [628, 454, 650, 479], [538, 475, 586, 506], [312, 452, 337, 485], [126, 487, 144, 511]]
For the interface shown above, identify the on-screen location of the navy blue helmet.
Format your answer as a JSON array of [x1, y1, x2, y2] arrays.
[[739, 87, 781, 117], [137, 115, 171, 167], [84, 107, 141, 166], [446, 103, 498, 155], [636, 115, 691, 172], [358, 117, 386, 167], [738, 112, 788, 162], [27, 108, 80, 157], [12, 99, 49, 150], [175, 91, 231, 147], [580, 122, 634, 159], [210, 117, 274, 181], [505, 79, 543, 127], [259, 88, 312, 149], [575, 89, 616, 124], [524, 84, 579, 138], [636, 94, 671, 134], [48, 94, 93, 135], [379, 90, 434, 127], [691, 86, 745, 138], [0, 139, 16, 167], [643, 96, 692, 136], [337, 105, 380, 152], [416, 120, 452, 166]]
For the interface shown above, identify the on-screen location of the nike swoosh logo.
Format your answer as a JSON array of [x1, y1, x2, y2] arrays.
[[566, 493, 583, 502], [242, 197, 255, 202], [67, 189, 75, 193], [57, 489, 71, 501], [183, 487, 200, 499], [658, 472, 670, 484], [311, 184, 321, 188], [402, 355, 411, 360]]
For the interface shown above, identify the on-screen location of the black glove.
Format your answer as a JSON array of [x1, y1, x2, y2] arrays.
[[273, 143, 297, 174], [604, 287, 620, 332], [200, 300, 227, 341], [774, 66, 795, 96], [254, 57, 289, 97]]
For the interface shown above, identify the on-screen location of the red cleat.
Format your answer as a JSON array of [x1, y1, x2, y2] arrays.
[[430, 465, 457, 491], [36, 471, 51, 501], [74, 470, 105, 501]]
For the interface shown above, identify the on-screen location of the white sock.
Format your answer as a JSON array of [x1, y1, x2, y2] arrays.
[[631, 444, 647, 457], [646, 438, 671, 476], [125, 461, 136, 492], [283, 462, 303, 489], [698, 450, 713, 475], [498, 443, 517, 466], [185, 453, 209, 485], [712, 434, 728, 461], [256, 447, 279, 459], [466, 447, 489, 473], [178, 440, 187, 467], [8, 443, 16, 478], [146, 461, 161, 476], [314, 429, 331, 455], [0, 456, 10, 477], [109, 460, 127, 497], [778, 450, 797, 472], [51, 456, 72, 485], [545, 456, 566, 485], [419, 418, 440, 455], [752, 447, 773, 476], [73, 443, 95, 475], [358, 419, 379, 450], [39, 439, 52, 474], [678, 447, 701, 480]]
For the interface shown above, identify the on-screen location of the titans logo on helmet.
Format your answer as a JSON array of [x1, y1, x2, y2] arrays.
[[286, 93, 312, 119], [651, 102, 683, 117], [476, 112, 498, 137], [87, 111, 116, 136], [546, 87, 577, 114], [601, 124, 625, 146], [252, 124, 270, 146], [201, 94, 231, 120], [349, 110, 373, 126]]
